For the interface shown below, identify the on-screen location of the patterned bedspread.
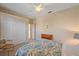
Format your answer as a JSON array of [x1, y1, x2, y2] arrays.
[[15, 40, 62, 56]]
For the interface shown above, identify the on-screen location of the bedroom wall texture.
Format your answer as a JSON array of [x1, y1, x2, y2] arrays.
[[36, 5, 79, 43], [0, 12, 29, 44]]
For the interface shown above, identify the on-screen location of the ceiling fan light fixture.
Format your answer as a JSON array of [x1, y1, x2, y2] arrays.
[[35, 3, 43, 12]]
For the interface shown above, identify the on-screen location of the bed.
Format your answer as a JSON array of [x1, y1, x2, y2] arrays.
[[15, 34, 62, 56]]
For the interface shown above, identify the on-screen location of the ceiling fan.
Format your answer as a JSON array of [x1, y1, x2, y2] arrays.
[[34, 3, 43, 12]]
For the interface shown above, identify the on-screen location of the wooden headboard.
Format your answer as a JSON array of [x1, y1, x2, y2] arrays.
[[41, 34, 53, 40]]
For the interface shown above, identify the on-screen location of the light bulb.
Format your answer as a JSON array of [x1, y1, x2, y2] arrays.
[[35, 4, 43, 12]]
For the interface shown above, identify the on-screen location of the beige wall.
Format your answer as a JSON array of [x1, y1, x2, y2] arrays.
[[36, 5, 79, 43], [0, 12, 29, 44]]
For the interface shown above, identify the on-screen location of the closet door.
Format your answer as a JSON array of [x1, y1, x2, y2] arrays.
[[0, 14, 1, 40], [1, 14, 29, 44]]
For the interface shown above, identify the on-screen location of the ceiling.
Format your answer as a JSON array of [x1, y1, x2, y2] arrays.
[[0, 3, 79, 20]]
